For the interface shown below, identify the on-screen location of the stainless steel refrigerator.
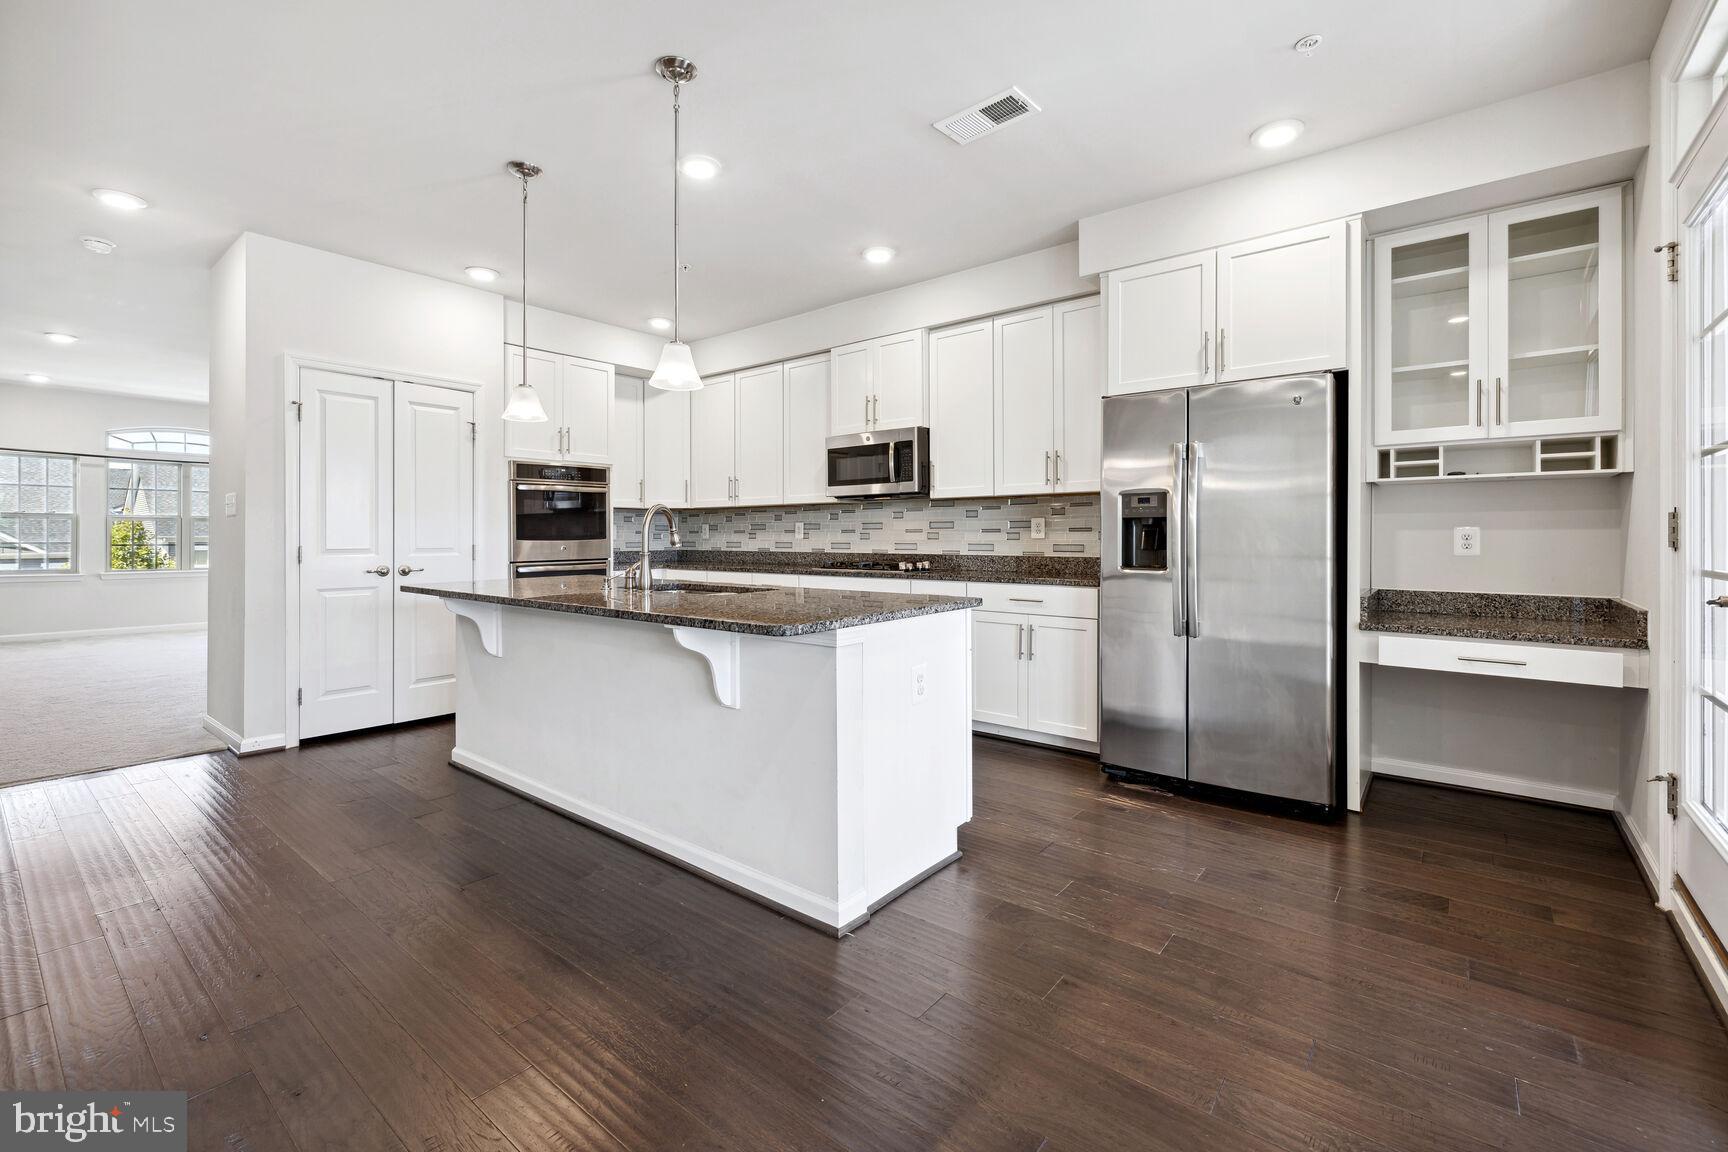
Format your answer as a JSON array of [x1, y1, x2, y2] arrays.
[[1100, 373, 1341, 813]]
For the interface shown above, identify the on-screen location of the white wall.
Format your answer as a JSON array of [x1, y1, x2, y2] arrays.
[[207, 238, 247, 740], [1079, 62, 1650, 274], [0, 382, 210, 640], [1370, 478, 1627, 597], [691, 243, 1096, 374]]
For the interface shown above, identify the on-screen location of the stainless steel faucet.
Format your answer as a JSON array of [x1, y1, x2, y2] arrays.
[[636, 504, 681, 594]]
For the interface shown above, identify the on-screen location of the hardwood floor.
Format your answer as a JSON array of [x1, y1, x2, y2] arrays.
[[0, 721, 1723, 1151]]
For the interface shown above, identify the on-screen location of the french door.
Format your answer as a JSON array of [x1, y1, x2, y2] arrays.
[[298, 368, 474, 740], [1683, 181, 1728, 947]]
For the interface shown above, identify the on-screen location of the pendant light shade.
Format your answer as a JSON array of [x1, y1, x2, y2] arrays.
[[502, 160, 549, 423], [649, 340, 702, 391], [649, 55, 702, 392]]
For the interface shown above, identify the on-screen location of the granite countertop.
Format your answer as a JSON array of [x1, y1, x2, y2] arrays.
[[404, 576, 982, 637], [619, 549, 1100, 587], [1359, 589, 1648, 650]]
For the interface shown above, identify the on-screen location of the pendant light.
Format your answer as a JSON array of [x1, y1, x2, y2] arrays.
[[502, 160, 550, 422], [648, 56, 703, 391]]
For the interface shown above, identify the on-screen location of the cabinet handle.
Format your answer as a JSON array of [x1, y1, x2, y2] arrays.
[[1497, 377, 1507, 426], [1474, 379, 1483, 427], [639, 478, 644, 503], [863, 395, 870, 427], [1457, 655, 1527, 667], [1008, 597, 1044, 603], [1027, 624, 1034, 659], [1044, 451, 1052, 484], [1017, 623, 1024, 660], [1218, 328, 1226, 372], [1202, 330, 1210, 375], [872, 395, 879, 425], [1055, 450, 1062, 482]]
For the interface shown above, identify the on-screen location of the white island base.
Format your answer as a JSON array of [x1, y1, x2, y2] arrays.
[[443, 601, 972, 934]]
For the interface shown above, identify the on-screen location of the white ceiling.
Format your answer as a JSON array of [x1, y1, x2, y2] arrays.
[[0, 0, 1667, 402]]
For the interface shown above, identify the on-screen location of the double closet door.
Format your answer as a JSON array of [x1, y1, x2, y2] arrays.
[[297, 367, 475, 740]]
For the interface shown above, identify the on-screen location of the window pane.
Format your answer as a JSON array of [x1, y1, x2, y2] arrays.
[[0, 453, 76, 572], [106, 428, 210, 456]]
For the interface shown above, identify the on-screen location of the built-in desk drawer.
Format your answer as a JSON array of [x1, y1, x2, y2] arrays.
[[967, 582, 1097, 619], [1375, 633, 1628, 688]]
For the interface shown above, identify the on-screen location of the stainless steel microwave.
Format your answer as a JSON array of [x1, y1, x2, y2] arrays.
[[824, 427, 929, 498]]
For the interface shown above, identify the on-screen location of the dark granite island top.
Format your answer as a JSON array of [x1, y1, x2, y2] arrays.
[[403, 575, 982, 638], [1359, 589, 1648, 650]]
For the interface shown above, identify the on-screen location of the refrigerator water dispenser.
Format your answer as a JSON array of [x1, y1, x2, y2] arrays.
[[1119, 490, 1169, 571]]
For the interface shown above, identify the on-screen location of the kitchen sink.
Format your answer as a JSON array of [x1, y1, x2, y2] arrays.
[[646, 581, 765, 596]]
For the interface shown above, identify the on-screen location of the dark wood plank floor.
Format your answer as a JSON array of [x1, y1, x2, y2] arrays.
[[1, 722, 1724, 1151]]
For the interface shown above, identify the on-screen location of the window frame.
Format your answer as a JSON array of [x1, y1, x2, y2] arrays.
[[104, 427, 211, 457], [104, 459, 210, 573], [0, 451, 78, 575]]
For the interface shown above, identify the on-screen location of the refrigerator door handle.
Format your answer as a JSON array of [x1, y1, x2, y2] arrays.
[[1186, 441, 1204, 638], [1170, 442, 1188, 636]]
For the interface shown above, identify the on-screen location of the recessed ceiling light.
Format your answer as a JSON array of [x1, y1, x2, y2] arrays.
[[862, 246, 896, 265], [91, 188, 147, 211], [648, 316, 672, 331], [678, 155, 721, 180], [1447, 315, 1469, 325], [81, 236, 116, 254], [1250, 119, 1305, 149], [23, 373, 50, 384], [465, 266, 499, 283], [44, 332, 78, 344]]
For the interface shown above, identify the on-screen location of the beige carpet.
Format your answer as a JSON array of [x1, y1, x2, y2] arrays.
[[0, 628, 223, 787]]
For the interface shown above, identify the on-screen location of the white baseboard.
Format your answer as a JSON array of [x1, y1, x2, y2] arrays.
[[1613, 807, 1665, 905], [1371, 755, 1616, 811], [1673, 882, 1728, 1028], [0, 621, 206, 644], [972, 721, 1099, 755], [202, 715, 285, 756]]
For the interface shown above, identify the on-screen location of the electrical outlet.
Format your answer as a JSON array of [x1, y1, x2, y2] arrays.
[[1031, 517, 1046, 540], [1453, 526, 1481, 557], [701, 523, 709, 539], [223, 492, 238, 517], [910, 663, 928, 705], [795, 522, 805, 540]]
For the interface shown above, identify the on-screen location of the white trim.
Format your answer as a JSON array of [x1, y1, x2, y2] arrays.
[[1371, 755, 1617, 810], [1673, 881, 1728, 1023], [451, 744, 864, 929], [1614, 807, 1664, 902], [972, 720, 1099, 755], [203, 714, 286, 756], [0, 573, 83, 583], [0, 621, 205, 644], [97, 569, 208, 580]]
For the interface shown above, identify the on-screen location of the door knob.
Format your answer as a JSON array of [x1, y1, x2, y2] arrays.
[[366, 565, 391, 576], [1708, 596, 1728, 608], [399, 565, 424, 576]]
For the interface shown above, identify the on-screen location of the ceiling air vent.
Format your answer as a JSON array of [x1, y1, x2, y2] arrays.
[[933, 86, 1042, 145]]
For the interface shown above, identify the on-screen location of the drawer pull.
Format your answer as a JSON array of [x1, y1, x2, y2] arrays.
[[1008, 597, 1045, 603], [1457, 656, 1528, 667]]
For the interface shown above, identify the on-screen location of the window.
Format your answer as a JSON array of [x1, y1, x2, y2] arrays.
[[0, 453, 76, 572], [107, 461, 210, 571], [106, 428, 210, 456]]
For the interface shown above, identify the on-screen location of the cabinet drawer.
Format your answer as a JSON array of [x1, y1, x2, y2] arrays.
[[729, 572, 800, 588], [967, 582, 1097, 619], [799, 574, 914, 593], [1375, 634, 1626, 688]]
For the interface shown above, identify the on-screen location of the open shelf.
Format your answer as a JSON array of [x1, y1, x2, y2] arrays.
[[1390, 265, 1469, 299], [1509, 344, 1598, 369], [1507, 242, 1599, 281], [1391, 358, 1469, 376], [1374, 434, 1624, 483]]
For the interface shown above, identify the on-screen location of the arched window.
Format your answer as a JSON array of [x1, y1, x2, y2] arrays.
[[106, 428, 210, 456]]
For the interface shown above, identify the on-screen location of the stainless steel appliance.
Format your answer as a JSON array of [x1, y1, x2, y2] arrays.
[[1101, 373, 1342, 814], [509, 461, 610, 577], [825, 426, 929, 498]]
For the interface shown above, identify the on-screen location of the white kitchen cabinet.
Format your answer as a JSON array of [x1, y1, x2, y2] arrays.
[[503, 347, 615, 464], [1024, 615, 1099, 742], [561, 356, 613, 462], [1215, 220, 1348, 383], [503, 347, 562, 461], [735, 363, 785, 505], [784, 354, 833, 504], [1372, 185, 1623, 448], [798, 574, 914, 593], [996, 306, 1057, 494], [689, 372, 737, 507], [1104, 220, 1345, 395], [1054, 296, 1104, 492], [613, 377, 645, 506], [829, 329, 926, 435], [928, 319, 995, 499], [1106, 250, 1214, 396], [642, 386, 690, 506], [971, 611, 1029, 728]]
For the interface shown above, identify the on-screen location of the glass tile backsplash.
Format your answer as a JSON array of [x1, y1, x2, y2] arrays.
[[615, 495, 1098, 556]]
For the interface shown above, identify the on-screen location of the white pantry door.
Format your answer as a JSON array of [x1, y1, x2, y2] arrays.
[[299, 368, 395, 739], [393, 382, 474, 722]]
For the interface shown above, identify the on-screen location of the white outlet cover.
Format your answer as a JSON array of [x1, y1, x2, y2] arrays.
[[911, 663, 928, 705], [795, 522, 805, 539], [223, 492, 238, 517], [1453, 526, 1481, 556], [1031, 517, 1046, 539]]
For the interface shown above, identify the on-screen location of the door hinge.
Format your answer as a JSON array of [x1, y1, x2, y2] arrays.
[[1655, 241, 1679, 283], [290, 400, 303, 422], [471, 544, 478, 561], [1649, 772, 1679, 818], [296, 545, 303, 564], [1669, 507, 1681, 551], [296, 688, 303, 706], [469, 421, 477, 442]]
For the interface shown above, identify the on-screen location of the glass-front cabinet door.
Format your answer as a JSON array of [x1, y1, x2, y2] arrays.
[[1373, 218, 1489, 445], [1487, 186, 1623, 438]]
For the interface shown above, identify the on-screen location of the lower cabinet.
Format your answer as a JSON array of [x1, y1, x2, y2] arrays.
[[969, 589, 1099, 746]]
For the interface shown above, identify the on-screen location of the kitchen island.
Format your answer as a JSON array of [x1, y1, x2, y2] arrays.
[[404, 575, 980, 934]]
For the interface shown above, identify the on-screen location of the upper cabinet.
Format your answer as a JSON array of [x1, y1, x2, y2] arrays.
[[613, 376, 644, 507], [688, 372, 739, 507], [1373, 185, 1623, 447], [995, 307, 1058, 494], [642, 386, 690, 507], [504, 347, 615, 464], [783, 355, 833, 504], [928, 319, 995, 499], [1104, 220, 1346, 396], [734, 363, 786, 505], [830, 329, 927, 435], [1053, 297, 1103, 493]]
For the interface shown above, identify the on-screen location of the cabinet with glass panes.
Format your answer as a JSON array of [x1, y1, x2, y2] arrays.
[[1373, 185, 1622, 450]]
